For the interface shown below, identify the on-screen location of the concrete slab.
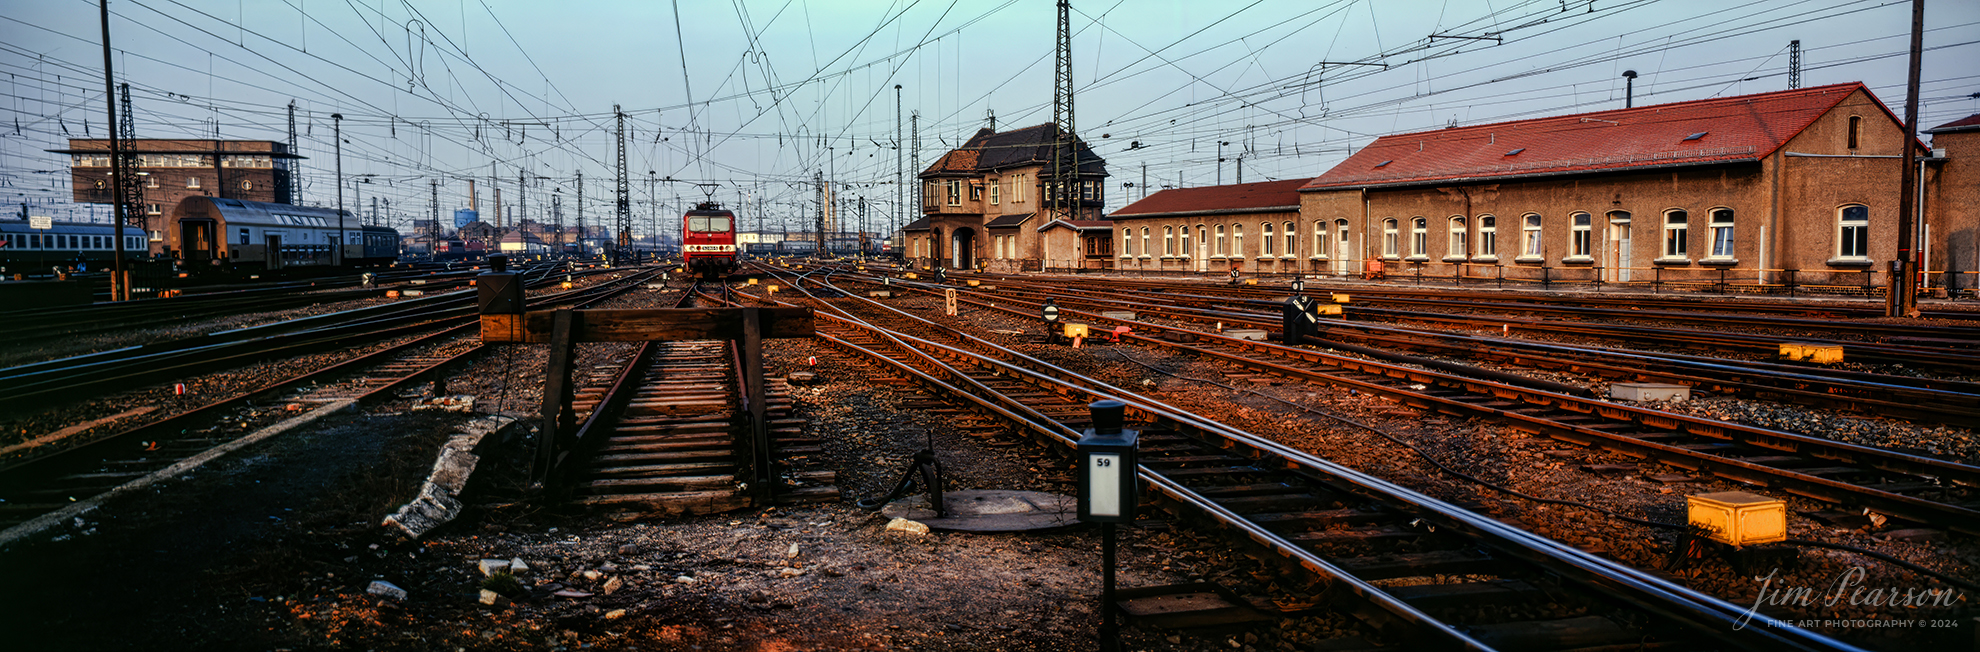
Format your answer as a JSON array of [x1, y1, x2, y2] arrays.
[[1609, 383, 1690, 402], [880, 489, 1078, 532]]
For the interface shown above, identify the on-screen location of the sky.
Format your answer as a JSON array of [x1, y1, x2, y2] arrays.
[[2, 0, 1976, 238]]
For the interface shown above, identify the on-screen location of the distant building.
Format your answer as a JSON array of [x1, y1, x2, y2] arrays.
[[1290, 82, 1975, 292], [1925, 113, 1980, 293], [51, 138, 303, 258], [1106, 180, 1308, 274], [904, 123, 1109, 271]]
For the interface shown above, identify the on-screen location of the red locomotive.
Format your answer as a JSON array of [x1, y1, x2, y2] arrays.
[[682, 201, 738, 278]]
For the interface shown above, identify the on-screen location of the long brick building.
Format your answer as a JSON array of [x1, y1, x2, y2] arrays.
[[53, 139, 302, 257]]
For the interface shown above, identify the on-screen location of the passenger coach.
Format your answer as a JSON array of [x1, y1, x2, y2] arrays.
[[174, 196, 397, 269]]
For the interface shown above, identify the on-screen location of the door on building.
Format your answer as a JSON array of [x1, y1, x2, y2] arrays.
[[1334, 220, 1352, 276], [266, 234, 284, 270], [950, 227, 975, 269], [181, 219, 215, 263], [1607, 211, 1632, 282]]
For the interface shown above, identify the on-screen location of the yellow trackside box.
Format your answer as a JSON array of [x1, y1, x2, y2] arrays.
[[1686, 491, 1786, 546], [747, 278, 759, 285], [1063, 323, 1091, 339], [1778, 342, 1844, 365], [1244, 279, 1258, 285], [1332, 293, 1351, 304], [967, 279, 981, 287], [905, 273, 919, 279], [1315, 304, 1343, 317]]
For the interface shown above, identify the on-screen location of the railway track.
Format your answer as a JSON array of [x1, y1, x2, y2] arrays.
[[0, 267, 659, 545], [844, 273, 1980, 537], [745, 266, 1857, 651], [919, 275, 1980, 428], [522, 281, 835, 514]]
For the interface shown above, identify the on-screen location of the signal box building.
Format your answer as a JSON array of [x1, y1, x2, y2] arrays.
[[1293, 82, 1977, 293], [903, 123, 1111, 271], [53, 139, 304, 258]]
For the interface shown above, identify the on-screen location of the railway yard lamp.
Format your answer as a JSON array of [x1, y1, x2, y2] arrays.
[[1291, 277, 1304, 295], [1042, 298, 1061, 344], [1077, 399, 1139, 652]]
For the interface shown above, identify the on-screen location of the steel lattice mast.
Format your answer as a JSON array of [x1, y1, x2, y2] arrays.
[[614, 105, 632, 263], [429, 180, 440, 255], [116, 83, 144, 233], [814, 169, 827, 255], [575, 170, 585, 258], [287, 100, 299, 204], [99, 0, 131, 301], [895, 84, 903, 252], [1051, 0, 1076, 222]]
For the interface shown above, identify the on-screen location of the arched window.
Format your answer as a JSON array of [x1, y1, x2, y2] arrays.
[[1261, 223, 1275, 255], [1140, 227, 1150, 257], [1284, 222, 1296, 257], [1215, 225, 1227, 256], [1709, 209, 1736, 259], [1163, 226, 1175, 256], [1232, 224, 1245, 257], [1570, 212, 1592, 259], [1410, 217, 1428, 258], [1848, 115, 1861, 150], [1382, 218, 1399, 258], [1663, 210, 1689, 259], [1121, 228, 1133, 256], [1478, 215, 1497, 258], [1313, 221, 1327, 257], [1837, 205, 1869, 259], [1521, 214, 1543, 259], [1447, 217, 1467, 258], [1181, 225, 1193, 257]]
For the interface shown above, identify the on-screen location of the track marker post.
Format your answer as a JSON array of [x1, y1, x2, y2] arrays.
[[1077, 399, 1139, 652]]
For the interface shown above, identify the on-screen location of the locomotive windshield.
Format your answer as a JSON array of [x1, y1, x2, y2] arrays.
[[688, 215, 732, 232]]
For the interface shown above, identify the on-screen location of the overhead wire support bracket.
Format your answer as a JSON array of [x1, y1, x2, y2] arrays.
[[1429, 34, 1502, 43]]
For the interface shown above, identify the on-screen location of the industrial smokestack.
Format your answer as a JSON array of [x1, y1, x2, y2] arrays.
[[1622, 70, 1638, 108]]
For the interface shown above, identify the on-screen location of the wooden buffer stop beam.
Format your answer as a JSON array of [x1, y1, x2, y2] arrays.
[[476, 257, 814, 504]]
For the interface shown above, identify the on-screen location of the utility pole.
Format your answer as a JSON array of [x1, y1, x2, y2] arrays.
[[1891, 0, 1923, 317], [371, 196, 379, 228], [99, 0, 130, 301], [333, 112, 345, 265], [814, 170, 826, 256], [911, 111, 921, 213], [552, 194, 563, 256], [429, 179, 439, 256], [647, 171, 657, 256], [1788, 40, 1802, 90], [895, 84, 904, 247], [1141, 163, 1147, 201], [287, 100, 299, 204], [1051, 0, 1077, 222], [575, 170, 585, 258], [615, 104, 632, 264], [517, 167, 527, 230]]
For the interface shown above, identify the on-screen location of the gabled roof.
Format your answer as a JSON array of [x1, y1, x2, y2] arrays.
[[1927, 114, 1980, 135], [1302, 82, 1890, 192], [1036, 219, 1112, 233], [985, 213, 1035, 228], [1110, 180, 1306, 219], [919, 123, 1107, 179], [900, 217, 931, 232]]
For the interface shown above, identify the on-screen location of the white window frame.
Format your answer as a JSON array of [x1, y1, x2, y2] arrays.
[[1445, 217, 1468, 262], [1283, 222, 1296, 258], [1518, 213, 1544, 261], [1215, 225, 1227, 256], [187, 176, 201, 189], [1140, 227, 1151, 258], [1382, 218, 1399, 259], [1661, 209, 1689, 260], [1163, 226, 1174, 256], [1477, 215, 1497, 260], [1120, 228, 1133, 257], [1312, 221, 1327, 258], [1408, 217, 1428, 261], [1179, 226, 1191, 258], [1708, 208, 1735, 260], [946, 180, 961, 206], [989, 181, 1000, 205], [1232, 224, 1245, 258], [1568, 212, 1593, 261], [1836, 205, 1870, 260], [1261, 222, 1275, 256]]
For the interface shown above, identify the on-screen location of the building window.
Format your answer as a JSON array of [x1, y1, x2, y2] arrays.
[[1215, 225, 1227, 256], [1409, 217, 1428, 259], [1336, 220, 1350, 257], [146, 203, 162, 215], [1382, 219, 1399, 258], [1478, 215, 1497, 258], [1663, 210, 1688, 259], [1284, 222, 1296, 257], [1709, 209, 1735, 259], [1140, 227, 1150, 256], [1521, 214, 1543, 259], [188, 176, 201, 189], [1847, 115, 1861, 149], [1016, 174, 1027, 203], [1837, 204, 1869, 259], [1121, 228, 1133, 256], [240, 228, 251, 246], [1447, 217, 1467, 258], [1232, 224, 1245, 258], [946, 180, 960, 206], [1569, 212, 1592, 259], [1163, 226, 1174, 255], [145, 175, 158, 188], [1313, 221, 1326, 256], [1180, 226, 1191, 257], [989, 181, 1000, 205], [1261, 223, 1275, 255]]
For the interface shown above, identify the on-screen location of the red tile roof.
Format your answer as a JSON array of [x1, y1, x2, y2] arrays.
[[1036, 219, 1112, 233], [1302, 82, 1885, 191], [1110, 179, 1307, 218], [1928, 114, 1980, 135]]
